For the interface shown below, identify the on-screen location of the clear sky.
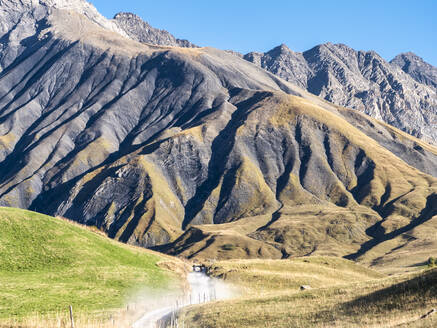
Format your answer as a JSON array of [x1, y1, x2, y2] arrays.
[[89, 0, 437, 66]]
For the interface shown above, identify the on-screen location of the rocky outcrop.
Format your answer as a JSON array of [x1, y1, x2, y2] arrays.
[[391, 52, 437, 89], [0, 0, 436, 270], [113, 12, 196, 48], [244, 43, 437, 145], [244, 45, 310, 90]]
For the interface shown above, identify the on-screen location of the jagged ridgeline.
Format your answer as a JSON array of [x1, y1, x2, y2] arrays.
[[244, 44, 437, 145], [0, 0, 436, 271]]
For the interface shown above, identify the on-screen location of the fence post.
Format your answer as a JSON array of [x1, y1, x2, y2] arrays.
[[69, 305, 75, 328]]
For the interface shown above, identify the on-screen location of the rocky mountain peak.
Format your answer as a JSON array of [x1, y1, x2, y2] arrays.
[[394, 51, 421, 61], [114, 12, 139, 21], [244, 44, 309, 89], [113, 11, 197, 48], [269, 43, 291, 54], [304, 43, 360, 66], [0, 0, 127, 41], [391, 52, 437, 89], [305, 42, 338, 54]]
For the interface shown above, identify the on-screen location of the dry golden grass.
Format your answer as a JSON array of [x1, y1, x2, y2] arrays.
[[0, 308, 134, 328], [179, 258, 436, 328], [205, 257, 383, 293], [0, 132, 16, 147]]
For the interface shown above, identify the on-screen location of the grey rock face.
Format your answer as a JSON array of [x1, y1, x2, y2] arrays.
[[391, 52, 437, 89], [245, 43, 437, 145], [244, 45, 310, 90], [113, 12, 197, 48]]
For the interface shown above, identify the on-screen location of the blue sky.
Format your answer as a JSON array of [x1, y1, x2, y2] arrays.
[[89, 0, 437, 66]]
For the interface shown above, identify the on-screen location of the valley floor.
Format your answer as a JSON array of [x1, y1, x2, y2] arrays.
[[1, 208, 436, 328], [178, 257, 437, 328]]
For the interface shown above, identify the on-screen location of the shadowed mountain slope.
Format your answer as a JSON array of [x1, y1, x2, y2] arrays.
[[0, 0, 436, 271]]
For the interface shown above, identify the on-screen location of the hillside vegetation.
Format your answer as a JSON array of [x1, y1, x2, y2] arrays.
[[0, 207, 183, 326], [179, 258, 437, 327]]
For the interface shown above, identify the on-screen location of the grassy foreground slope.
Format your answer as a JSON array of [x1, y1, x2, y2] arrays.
[[180, 258, 437, 328], [0, 207, 182, 321]]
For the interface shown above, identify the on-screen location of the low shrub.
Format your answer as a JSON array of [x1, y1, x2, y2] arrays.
[[221, 244, 236, 251]]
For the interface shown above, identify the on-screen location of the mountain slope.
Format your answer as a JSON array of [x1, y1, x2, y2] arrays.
[[0, 0, 436, 271], [155, 93, 437, 271], [0, 207, 180, 320], [244, 43, 437, 145]]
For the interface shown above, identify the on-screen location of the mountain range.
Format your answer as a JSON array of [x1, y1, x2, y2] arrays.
[[0, 0, 436, 272], [244, 44, 437, 145], [111, 11, 437, 146]]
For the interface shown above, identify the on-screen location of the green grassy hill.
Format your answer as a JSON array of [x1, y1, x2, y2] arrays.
[[0, 207, 182, 324]]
